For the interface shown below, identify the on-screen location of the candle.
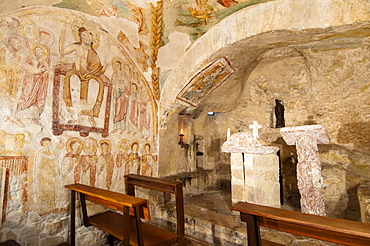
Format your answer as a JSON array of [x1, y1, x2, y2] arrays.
[[227, 128, 231, 140], [180, 128, 183, 135]]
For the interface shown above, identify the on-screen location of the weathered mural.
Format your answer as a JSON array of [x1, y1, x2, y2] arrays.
[[162, 0, 275, 43], [0, 7, 158, 216], [0, 0, 272, 243], [53, 0, 275, 43], [177, 56, 235, 107]]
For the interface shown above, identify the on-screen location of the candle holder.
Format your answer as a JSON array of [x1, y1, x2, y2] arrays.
[[178, 133, 189, 151], [178, 133, 185, 145]]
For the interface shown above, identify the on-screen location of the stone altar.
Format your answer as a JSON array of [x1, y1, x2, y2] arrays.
[[222, 131, 280, 207], [280, 125, 329, 216]]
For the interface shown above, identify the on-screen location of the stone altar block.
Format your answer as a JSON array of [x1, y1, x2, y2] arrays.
[[222, 132, 280, 207], [280, 125, 329, 216]]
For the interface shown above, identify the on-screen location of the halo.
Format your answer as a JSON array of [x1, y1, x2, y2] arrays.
[[83, 137, 97, 153], [66, 137, 82, 154], [30, 43, 48, 62], [39, 27, 55, 47], [144, 141, 152, 150], [19, 20, 39, 42], [98, 139, 111, 152], [2, 33, 24, 50], [118, 139, 129, 150], [112, 56, 124, 73], [129, 141, 139, 150], [71, 20, 100, 50]]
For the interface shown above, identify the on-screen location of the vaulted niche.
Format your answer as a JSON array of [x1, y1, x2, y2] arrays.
[[164, 23, 370, 219]]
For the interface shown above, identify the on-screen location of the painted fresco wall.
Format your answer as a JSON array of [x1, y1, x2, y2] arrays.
[[0, 0, 277, 244], [0, 6, 158, 222]]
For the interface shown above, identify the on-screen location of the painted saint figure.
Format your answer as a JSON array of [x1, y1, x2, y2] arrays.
[[141, 142, 155, 177], [16, 44, 50, 124], [61, 138, 82, 184], [34, 137, 58, 210], [112, 139, 128, 192], [79, 138, 98, 186], [113, 61, 131, 125], [59, 137, 82, 202], [139, 91, 151, 131], [126, 141, 140, 175], [129, 82, 140, 127], [62, 27, 107, 118], [97, 139, 114, 189]]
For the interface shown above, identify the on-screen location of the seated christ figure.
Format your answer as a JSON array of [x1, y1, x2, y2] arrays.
[[62, 27, 106, 118]]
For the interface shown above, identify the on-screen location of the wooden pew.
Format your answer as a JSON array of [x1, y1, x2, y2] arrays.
[[125, 174, 185, 246], [65, 183, 181, 246], [230, 201, 370, 246], [0, 240, 21, 246]]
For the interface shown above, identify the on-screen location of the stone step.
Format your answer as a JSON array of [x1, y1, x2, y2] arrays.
[[149, 189, 246, 245], [150, 191, 342, 246], [154, 203, 247, 246]]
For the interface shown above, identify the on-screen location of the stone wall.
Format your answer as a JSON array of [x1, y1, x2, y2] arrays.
[[0, 6, 159, 244], [157, 0, 370, 221], [2, 0, 370, 245]]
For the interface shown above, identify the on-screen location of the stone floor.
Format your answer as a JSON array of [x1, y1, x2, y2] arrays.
[[108, 236, 212, 246], [102, 188, 340, 246], [184, 189, 233, 215], [153, 188, 248, 246]]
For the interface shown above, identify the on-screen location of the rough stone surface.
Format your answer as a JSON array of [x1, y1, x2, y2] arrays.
[[222, 132, 279, 154], [1, 0, 370, 245], [358, 181, 370, 223]]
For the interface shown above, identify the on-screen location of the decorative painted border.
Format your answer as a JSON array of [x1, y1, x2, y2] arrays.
[[52, 64, 112, 138], [177, 56, 235, 107]]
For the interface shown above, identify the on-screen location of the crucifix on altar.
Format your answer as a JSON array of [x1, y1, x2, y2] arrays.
[[222, 122, 280, 207], [249, 121, 262, 138]]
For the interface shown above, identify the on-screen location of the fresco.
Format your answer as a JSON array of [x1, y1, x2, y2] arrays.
[[0, 7, 158, 215], [164, 0, 275, 42], [55, 137, 156, 203], [0, 8, 156, 136], [53, 0, 275, 43], [53, 23, 113, 137], [54, 0, 129, 18], [177, 56, 235, 107]]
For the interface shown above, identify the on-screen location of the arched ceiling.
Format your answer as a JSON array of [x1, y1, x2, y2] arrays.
[[184, 22, 370, 118]]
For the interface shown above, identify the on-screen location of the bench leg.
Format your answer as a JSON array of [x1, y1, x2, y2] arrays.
[[134, 206, 144, 246], [123, 207, 130, 246], [70, 190, 76, 246], [245, 214, 262, 246], [80, 194, 90, 227], [108, 234, 115, 246]]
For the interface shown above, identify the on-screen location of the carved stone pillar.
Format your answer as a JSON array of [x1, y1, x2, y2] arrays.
[[280, 125, 329, 216]]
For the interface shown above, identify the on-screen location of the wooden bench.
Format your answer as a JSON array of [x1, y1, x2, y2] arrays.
[[125, 174, 185, 246], [0, 240, 21, 246], [230, 201, 370, 246], [65, 183, 181, 246]]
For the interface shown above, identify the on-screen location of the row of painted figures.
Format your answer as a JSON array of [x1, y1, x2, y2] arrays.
[[34, 137, 156, 206]]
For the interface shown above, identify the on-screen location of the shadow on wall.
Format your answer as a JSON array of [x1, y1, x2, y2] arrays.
[[337, 123, 370, 220], [320, 144, 365, 221], [272, 137, 300, 211], [341, 184, 361, 221], [337, 122, 370, 155]]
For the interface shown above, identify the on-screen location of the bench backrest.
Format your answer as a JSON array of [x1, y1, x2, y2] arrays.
[[231, 201, 370, 246], [65, 183, 150, 220], [124, 174, 185, 239]]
